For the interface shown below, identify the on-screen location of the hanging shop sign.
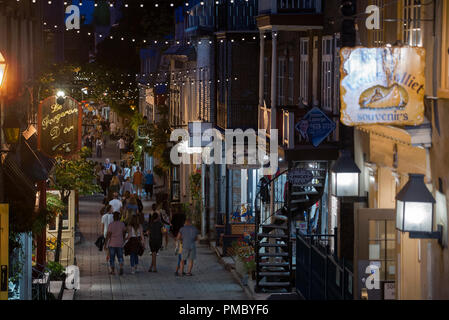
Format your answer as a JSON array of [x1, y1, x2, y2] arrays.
[[38, 96, 82, 158], [287, 168, 314, 185], [340, 46, 426, 126], [295, 107, 336, 147]]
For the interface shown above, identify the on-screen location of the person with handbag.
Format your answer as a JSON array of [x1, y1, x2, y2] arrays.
[[104, 212, 126, 276], [147, 208, 163, 272], [124, 215, 145, 274]]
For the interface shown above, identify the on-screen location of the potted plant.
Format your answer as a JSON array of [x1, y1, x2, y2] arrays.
[[46, 261, 66, 300], [231, 239, 256, 282]]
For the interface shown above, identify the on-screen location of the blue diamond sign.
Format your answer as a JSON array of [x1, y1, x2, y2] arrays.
[[295, 107, 337, 147]]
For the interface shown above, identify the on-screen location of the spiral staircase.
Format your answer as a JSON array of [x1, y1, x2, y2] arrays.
[[254, 161, 328, 293]]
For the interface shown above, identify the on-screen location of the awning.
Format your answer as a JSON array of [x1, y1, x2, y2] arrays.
[[356, 124, 427, 175], [3, 152, 37, 201], [21, 133, 55, 182]]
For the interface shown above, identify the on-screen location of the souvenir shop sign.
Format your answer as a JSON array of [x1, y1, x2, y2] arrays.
[[287, 168, 313, 185], [295, 107, 336, 147], [38, 96, 82, 158], [340, 46, 426, 126]]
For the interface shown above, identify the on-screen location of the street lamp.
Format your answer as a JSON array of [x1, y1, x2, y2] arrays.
[[0, 51, 7, 89], [396, 174, 442, 244], [3, 112, 21, 145], [331, 150, 361, 197], [56, 90, 66, 105]]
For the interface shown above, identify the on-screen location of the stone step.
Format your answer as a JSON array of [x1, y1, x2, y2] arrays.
[[258, 280, 291, 287], [262, 224, 288, 230], [258, 272, 290, 277], [258, 243, 287, 248], [257, 233, 288, 239], [259, 252, 289, 257], [259, 262, 290, 267]]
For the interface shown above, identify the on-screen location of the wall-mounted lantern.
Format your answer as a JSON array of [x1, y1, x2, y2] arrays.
[[331, 150, 361, 197], [396, 173, 443, 245]]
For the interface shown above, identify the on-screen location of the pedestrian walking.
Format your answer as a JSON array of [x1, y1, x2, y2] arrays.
[[133, 167, 143, 198], [123, 165, 131, 181], [124, 215, 145, 274], [101, 205, 113, 262], [99, 166, 107, 195], [108, 175, 121, 199], [124, 196, 139, 225], [134, 193, 144, 214], [104, 158, 112, 171], [112, 161, 119, 176], [118, 137, 126, 159], [120, 177, 134, 196], [177, 218, 199, 276], [117, 169, 125, 184], [110, 121, 117, 138], [103, 168, 113, 197], [96, 137, 103, 158], [144, 169, 154, 200], [174, 239, 186, 276], [104, 212, 126, 275], [109, 192, 123, 214], [147, 209, 163, 272], [84, 135, 93, 157]]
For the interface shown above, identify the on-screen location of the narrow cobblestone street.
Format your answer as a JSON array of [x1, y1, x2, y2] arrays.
[[74, 140, 249, 300]]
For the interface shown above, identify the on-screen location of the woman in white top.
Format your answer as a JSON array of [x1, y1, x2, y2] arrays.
[[125, 215, 145, 274]]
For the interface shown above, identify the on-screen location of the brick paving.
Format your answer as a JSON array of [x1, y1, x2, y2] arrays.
[[74, 138, 249, 300]]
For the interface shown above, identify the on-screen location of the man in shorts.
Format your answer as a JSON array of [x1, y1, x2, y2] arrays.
[[176, 218, 199, 276]]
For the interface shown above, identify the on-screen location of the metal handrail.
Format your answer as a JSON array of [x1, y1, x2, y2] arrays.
[[46, 231, 75, 266]]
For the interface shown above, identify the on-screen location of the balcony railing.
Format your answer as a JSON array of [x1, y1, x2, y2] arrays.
[[258, 0, 322, 14]]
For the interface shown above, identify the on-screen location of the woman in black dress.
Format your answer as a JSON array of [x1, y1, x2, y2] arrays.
[[147, 207, 163, 272]]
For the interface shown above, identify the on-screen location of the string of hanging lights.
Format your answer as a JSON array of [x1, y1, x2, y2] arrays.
[[19, 0, 254, 8]]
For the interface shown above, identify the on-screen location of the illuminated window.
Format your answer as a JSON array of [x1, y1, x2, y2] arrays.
[[402, 0, 422, 46], [300, 38, 309, 105], [368, 220, 396, 281]]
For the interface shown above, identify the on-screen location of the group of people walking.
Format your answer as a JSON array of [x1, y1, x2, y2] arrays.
[[94, 158, 154, 201], [88, 111, 200, 278], [101, 197, 199, 277]]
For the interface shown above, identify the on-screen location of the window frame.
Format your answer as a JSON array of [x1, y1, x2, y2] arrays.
[[321, 36, 333, 112], [277, 56, 286, 106], [300, 38, 309, 105], [288, 57, 294, 105], [401, 0, 422, 47]]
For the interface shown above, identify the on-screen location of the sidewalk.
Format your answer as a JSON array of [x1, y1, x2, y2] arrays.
[[75, 195, 250, 300]]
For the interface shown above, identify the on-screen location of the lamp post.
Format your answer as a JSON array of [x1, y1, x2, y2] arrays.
[[396, 173, 442, 245]]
